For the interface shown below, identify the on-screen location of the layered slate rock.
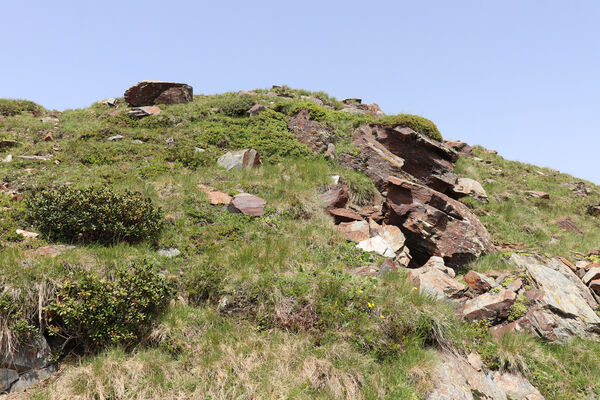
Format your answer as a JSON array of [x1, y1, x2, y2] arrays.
[[427, 352, 542, 400], [384, 177, 495, 267], [217, 149, 262, 171], [124, 81, 193, 107], [445, 140, 474, 157], [339, 125, 459, 192], [288, 109, 335, 154], [460, 289, 517, 322], [0, 337, 55, 393], [320, 184, 349, 209], [509, 254, 600, 340]]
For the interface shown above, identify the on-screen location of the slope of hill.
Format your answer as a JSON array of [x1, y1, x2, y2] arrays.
[[0, 84, 599, 399]]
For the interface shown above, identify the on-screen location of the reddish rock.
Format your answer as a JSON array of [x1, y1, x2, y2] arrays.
[[582, 267, 600, 285], [406, 265, 466, 300], [445, 140, 474, 157], [208, 191, 232, 205], [43, 133, 53, 142], [464, 270, 495, 294], [556, 218, 583, 235], [338, 220, 370, 243], [339, 125, 458, 193], [324, 143, 335, 159], [384, 177, 495, 267], [357, 205, 383, 222], [589, 280, 600, 295], [228, 194, 266, 216], [320, 184, 349, 208], [524, 190, 550, 199], [461, 289, 517, 322], [124, 81, 193, 107], [327, 208, 363, 224], [288, 109, 335, 154], [247, 103, 266, 117]]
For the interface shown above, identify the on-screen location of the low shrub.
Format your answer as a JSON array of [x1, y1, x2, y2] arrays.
[[219, 94, 256, 116], [0, 99, 42, 116], [185, 263, 224, 303], [378, 114, 443, 141], [27, 186, 164, 244], [46, 262, 175, 352]]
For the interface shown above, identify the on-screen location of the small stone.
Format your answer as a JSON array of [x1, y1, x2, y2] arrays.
[[452, 177, 488, 202], [158, 248, 181, 258], [524, 190, 550, 199], [338, 220, 370, 243], [467, 352, 483, 371], [16, 229, 38, 239], [107, 134, 124, 141], [2, 154, 12, 163], [217, 149, 262, 171], [357, 236, 396, 258], [41, 116, 59, 124], [327, 208, 363, 224], [324, 143, 335, 159], [330, 175, 340, 184], [464, 270, 496, 293], [43, 133, 53, 141], [556, 218, 583, 235], [247, 103, 266, 117], [461, 289, 517, 322], [320, 184, 349, 209], [582, 267, 600, 285]]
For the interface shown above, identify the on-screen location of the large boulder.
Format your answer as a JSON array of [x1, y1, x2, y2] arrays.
[[217, 149, 262, 170], [0, 337, 55, 393], [228, 194, 266, 217], [124, 81, 193, 107], [384, 177, 495, 267], [509, 254, 600, 340], [288, 109, 335, 154], [339, 125, 459, 192]]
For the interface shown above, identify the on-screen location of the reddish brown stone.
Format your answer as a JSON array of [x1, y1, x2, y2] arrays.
[[384, 177, 495, 267], [339, 125, 458, 193], [327, 208, 363, 224], [558, 256, 577, 272], [124, 81, 193, 107], [338, 220, 370, 243], [461, 289, 517, 322], [228, 194, 266, 216], [556, 219, 583, 235], [464, 271, 495, 294], [589, 280, 600, 295], [320, 184, 349, 209], [525, 190, 550, 199]]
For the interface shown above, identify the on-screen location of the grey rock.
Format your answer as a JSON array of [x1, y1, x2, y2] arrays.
[[406, 266, 465, 300], [0, 369, 19, 393], [217, 149, 262, 171], [0, 336, 52, 373], [8, 365, 56, 393], [452, 177, 488, 202], [107, 134, 123, 141], [158, 248, 181, 258]]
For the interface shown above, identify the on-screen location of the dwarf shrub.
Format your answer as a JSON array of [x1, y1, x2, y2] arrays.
[[46, 262, 174, 351], [27, 186, 163, 244], [378, 114, 443, 141], [219, 94, 256, 116], [0, 99, 42, 116]]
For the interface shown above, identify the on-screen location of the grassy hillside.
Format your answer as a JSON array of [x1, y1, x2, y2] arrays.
[[1, 88, 599, 399]]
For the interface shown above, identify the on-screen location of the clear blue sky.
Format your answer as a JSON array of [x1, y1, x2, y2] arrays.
[[2, 1, 599, 183]]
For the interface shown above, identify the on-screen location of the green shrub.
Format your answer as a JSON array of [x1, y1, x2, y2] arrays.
[[219, 94, 256, 116], [46, 262, 174, 352], [378, 114, 442, 141], [0, 99, 43, 116], [27, 186, 164, 244]]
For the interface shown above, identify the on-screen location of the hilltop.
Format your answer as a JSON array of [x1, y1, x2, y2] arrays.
[[1, 82, 599, 399]]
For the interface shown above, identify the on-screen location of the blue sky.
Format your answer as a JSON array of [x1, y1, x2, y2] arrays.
[[2, 1, 599, 182]]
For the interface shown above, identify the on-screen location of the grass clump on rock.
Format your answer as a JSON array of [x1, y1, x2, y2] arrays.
[[27, 186, 164, 244], [379, 114, 443, 141]]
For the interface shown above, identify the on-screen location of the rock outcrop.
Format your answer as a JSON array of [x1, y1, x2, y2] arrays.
[[288, 109, 335, 154], [124, 81, 193, 107], [340, 125, 459, 193], [0, 337, 55, 394], [384, 177, 495, 267]]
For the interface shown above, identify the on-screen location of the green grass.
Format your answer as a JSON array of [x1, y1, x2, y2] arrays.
[[1, 89, 600, 399]]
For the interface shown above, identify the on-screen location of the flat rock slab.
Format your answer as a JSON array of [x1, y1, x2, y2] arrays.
[[338, 220, 370, 243], [124, 81, 193, 107], [556, 218, 583, 235], [208, 191, 232, 205], [327, 208, 363, 224], [461, 289, 516, 322], [320, 184, 349, 208], [525, 190, 550, 199], [228, 194, 266, 216]]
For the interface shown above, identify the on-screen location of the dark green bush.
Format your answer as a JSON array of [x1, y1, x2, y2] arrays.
[[0, 99, 42, 116], [46, 262, 175, 351], [378, 114, 443, 141], [219, 94, 256, 116], [27, 186, 164, 244]]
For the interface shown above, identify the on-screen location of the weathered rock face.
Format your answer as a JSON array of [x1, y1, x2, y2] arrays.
[[0, 337, 55, 393], [124, 81, 193, 107], [339, 125, 459, 193], [460, 289, 517, 322], [509, 254, 600, 341], [288, 109, 335, 154], [445, 140, 474, 157], [228, 194, 266, 217], [464, 270, 497, 294], [427, 352, 542, 400], [217, 149, 261, 170], [384, 177, 495, 267]]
